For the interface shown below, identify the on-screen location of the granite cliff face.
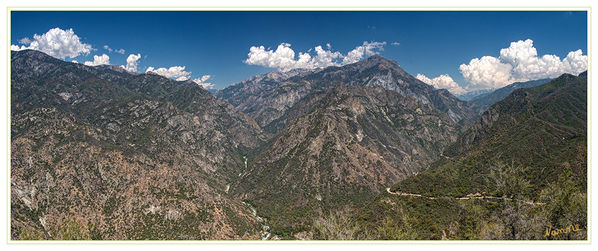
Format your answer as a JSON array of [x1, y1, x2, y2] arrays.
[[11, 50, 265, 240]]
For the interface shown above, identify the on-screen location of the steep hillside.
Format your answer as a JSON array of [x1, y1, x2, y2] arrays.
[[308, 72, 586, 241], [233, 82, 470, 237], [357, 72, 588, 240], [442, 72, 586, 183], [11, 50, 266, 240]]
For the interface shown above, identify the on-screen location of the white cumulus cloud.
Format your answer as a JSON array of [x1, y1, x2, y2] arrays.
[[244, 41, 387, 71], [245, 43, 299, 71], [10, 28, 92, 59], [146, 66, 191, 81], [459, 56, 514, 91], [562, 49, 588, 75], [460, 39, 587, 91], [84, 54, 110, 66], [104, 45, 125, 54], [123, 53, 141, 72], [416, 73, 466, 95], [19, 37, 31, 44], [193, 75, 214, 89], [311, 45, 343, 68], [146, 65, 213, 89], [11, 45, 24, 51], [342, 41, 387, 65], [499, 39, 564, 80]]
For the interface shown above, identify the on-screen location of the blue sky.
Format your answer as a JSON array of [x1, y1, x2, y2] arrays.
[[11, 11, 587, 92]]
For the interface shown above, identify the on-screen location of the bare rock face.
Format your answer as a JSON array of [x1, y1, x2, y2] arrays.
[[11, 50, 265, 240]]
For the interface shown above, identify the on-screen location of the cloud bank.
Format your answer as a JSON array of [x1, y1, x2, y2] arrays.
[[146, 66, 191, 81], [459, 39, 587, 91], [84, 54, 110, 66], [193, 75, 214, 89], [244, 41, 387, 71], [11, 28, 92, 59], [146, 65, 214, 89], [416, 74, 466, 95]]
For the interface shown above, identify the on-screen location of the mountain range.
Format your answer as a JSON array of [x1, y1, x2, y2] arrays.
[[469, 78, 552, 112], [10, 49, 587, 240], [220, 55, 478, 237], [11, 49, 265, 240], [359, 71, 587, 240]]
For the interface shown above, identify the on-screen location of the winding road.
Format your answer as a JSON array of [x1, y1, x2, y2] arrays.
[[385, 188, 545, 206]]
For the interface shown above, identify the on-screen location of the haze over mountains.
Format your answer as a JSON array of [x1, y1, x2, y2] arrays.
[[10, 49, 587, 240], [469, 78, 552, 112], [456, 89, 494, 101]]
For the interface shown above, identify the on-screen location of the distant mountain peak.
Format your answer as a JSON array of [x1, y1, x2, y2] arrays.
[[349, 54, 412, 80], [469, 78, 552, 113], [12, 49, 57, 62], [282, 68, 314, 74], [95, 64, 132, 74], [363, 54, 390, 61], [219, 52, 476, 128], [360, 54, 401, 68]]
